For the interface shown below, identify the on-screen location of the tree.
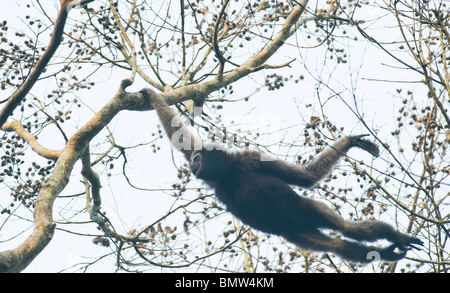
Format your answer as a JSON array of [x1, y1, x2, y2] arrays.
[[0, 0, 448, 273]]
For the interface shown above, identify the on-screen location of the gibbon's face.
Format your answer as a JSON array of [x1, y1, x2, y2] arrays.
[[189, 149, 229, 182], [190, 150, 203, 178]]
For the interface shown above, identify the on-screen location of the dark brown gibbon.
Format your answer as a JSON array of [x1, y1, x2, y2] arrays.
[[140, 88, 422, 263]]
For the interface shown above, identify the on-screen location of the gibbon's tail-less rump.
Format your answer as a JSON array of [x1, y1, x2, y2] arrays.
[[141, 88, 422, 263]]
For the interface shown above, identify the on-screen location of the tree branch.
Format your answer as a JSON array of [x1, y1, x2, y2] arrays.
[[0, 82, 131, 272], [81, 147, 101, 221], [0, 0, 95, 129], [213, 0, 230, 78], [1, 120, 62, 160]]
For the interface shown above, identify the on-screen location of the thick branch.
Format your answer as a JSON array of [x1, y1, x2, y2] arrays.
[[1, 121, 62, 160], [0, 148, 76, 272], [0, 85, 131, 273], [81, 149, 122, 239], [157, 0, 308, 105], [81, 148, 101, 220]]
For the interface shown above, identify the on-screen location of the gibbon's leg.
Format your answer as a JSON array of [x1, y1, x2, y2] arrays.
[[340, 220, 423, 248], [285, 230, 407, 263], [292, 196, 347, 230], [292, 197, 422, 248]]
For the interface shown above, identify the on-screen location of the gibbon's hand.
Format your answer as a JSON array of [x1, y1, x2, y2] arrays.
[[348, 134, 380, 157]]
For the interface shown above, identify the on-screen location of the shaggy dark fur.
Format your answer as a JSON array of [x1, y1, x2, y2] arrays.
[[141, 88, 422, 263]]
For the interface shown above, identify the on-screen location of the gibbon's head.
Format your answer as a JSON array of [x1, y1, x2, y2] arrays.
[[190, 148, 230, 182]]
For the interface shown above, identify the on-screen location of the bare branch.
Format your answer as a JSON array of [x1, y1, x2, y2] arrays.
[[0, 1, 310, 272], [0, 0, 95, 129], [109, 0, 137, 86], [213, 0, 230, 78], [81, 148, 102, 221], [0, 80, 136, 272], [1, 121, 62, 160]]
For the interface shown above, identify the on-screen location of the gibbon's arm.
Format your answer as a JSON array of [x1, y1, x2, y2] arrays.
[[259, 136, 379, 188], [140, 88, 202, 161]]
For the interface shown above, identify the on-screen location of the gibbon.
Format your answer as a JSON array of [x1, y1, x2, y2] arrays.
[[141, 88, 422, 263]]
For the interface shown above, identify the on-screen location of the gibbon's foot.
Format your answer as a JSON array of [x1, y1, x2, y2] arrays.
[[395, 234, 423, 250], [349, 134, 380, 157], [376, 244, 409, 263], [395, 236, 423, 252], [375, 238, 423, 263], [408, 236, 424, 248]]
